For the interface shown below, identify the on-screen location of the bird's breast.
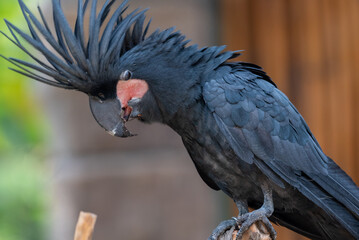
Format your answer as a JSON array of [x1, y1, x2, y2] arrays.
[[172, 103, 264, 200]]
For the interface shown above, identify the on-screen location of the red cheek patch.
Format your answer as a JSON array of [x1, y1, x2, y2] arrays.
[[116, 79, 149, 108]]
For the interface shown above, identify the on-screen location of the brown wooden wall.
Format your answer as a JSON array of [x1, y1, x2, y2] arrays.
[[219, 0, 359, 239]]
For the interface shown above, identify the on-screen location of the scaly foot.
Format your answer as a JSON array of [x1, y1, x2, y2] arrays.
[[208, 218, 237, 240], [234, 208, 277, 240]]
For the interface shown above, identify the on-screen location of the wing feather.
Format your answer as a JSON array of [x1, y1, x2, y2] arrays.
[[203, 67, 359, 237]]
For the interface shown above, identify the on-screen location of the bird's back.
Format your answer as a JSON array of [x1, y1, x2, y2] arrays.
[[177, 64, 359, 239]]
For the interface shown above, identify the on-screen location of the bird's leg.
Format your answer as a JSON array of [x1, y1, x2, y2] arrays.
[[208, 200, 248, 240], [234, 183, 277, 240], [236, 199, 249, 216]]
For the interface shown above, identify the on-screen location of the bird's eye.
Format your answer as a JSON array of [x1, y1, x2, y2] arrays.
[[120, 70, 132, 80]]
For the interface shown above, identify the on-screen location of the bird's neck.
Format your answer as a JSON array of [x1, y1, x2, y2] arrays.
[[165, 98, 209, 137]]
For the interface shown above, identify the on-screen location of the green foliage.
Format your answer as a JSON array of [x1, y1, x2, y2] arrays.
[[0, 1, 48, 240], [0, 154, 48, 240], [0, 0, 47, 153]]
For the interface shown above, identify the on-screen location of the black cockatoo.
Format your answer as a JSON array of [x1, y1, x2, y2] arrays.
[[2, 0, 359, 239]]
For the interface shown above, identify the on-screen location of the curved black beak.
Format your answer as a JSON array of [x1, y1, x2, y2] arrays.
[[89, 97, 136, 137]]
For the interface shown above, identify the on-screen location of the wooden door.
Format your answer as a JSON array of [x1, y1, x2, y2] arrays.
[[220, 0, 359, 239]]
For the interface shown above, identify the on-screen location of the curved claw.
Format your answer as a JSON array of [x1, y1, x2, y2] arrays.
[[235, 209, 277, 240], [208, 219, 237, 240]]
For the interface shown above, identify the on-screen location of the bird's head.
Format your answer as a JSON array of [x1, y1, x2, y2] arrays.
[[2, 0, 238, 137]]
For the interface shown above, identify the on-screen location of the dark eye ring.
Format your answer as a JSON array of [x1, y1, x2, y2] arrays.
[[120, 70, 132, 80]]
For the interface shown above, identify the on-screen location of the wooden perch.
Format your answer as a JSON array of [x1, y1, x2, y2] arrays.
[[71, 211, 270, 240], [218, 221, 273, 240], [74, 211, 97, 240]]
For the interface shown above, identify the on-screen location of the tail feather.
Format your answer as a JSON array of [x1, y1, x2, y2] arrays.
[[298, 170, 359, 239], [312, 158, 359, 217], [270, 213, 324, 240]]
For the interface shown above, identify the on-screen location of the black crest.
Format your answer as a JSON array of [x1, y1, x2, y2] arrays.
[[1, 0, 150, 93]]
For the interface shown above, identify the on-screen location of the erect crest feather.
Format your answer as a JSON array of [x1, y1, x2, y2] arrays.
[[1, 0, 150, 93]]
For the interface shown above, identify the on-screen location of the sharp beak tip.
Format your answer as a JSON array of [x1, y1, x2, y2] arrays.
[[106, 122, 137, 138], [106, 129, 117, 137]]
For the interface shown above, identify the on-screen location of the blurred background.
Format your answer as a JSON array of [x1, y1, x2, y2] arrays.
[[0, 0, 358, 240]]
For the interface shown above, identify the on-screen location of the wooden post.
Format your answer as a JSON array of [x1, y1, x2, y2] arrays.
[[74, 211, 97, 240], [70, 210, 271, 240]]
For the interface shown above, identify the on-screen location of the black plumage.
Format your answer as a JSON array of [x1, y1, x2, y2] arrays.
[[2, 0, 359, 239]]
